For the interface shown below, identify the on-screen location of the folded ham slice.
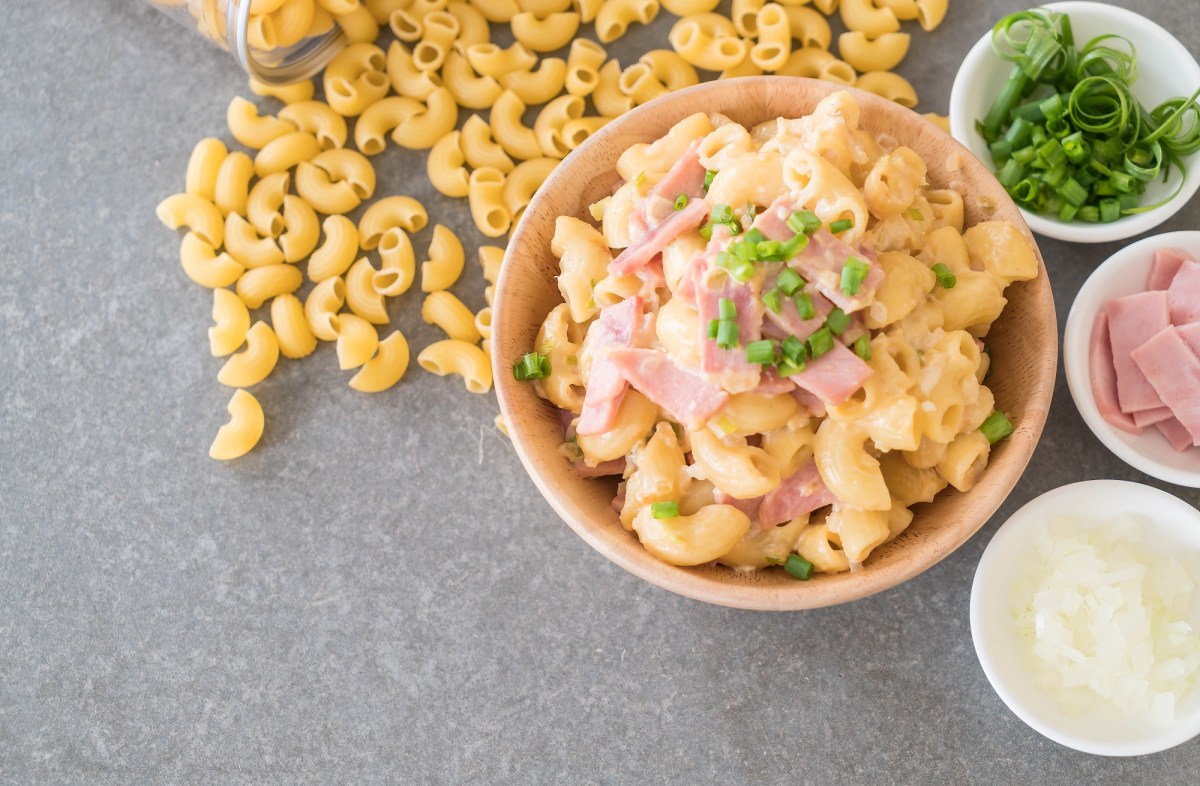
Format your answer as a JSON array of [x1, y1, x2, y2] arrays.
[[1167, 260, 1200, 325], [609, 199, 709, 277], [605, 348, 730, 427], [649, 140, 707, 204], [1131, 406, 1174, 428], [1147, 247, 1193, 290], [713, 489, 762, 522], [576, 297, 643, 436], [1131, 326, 1200, 445], [1178, 322, 1200, 357], [749, 367, 796, 396], [758, 460, 836, 528], [1089, 310, 1141, 434], [788, 342, 872, 405], [1157, 417, 1195, 452], [791, 385, 827, 417], [1107, 291, 1170, 413], [693, 244, 763, 393]]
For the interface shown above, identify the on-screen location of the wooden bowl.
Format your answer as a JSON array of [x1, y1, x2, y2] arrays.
[[492, 77, 1057, 610]]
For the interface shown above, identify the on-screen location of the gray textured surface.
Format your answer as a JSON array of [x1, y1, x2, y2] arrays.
[[2, 0, 1199, 782]]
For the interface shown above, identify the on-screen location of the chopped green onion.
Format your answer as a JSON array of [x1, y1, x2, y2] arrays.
[[651, 501, 680, 519], [718, 297, 737, 321], [742, 228, 765, 245], [931, 263, 957, 289], [825, 307, 851, 335], [776, 268, 804, 296], [780, 335, 806, 365], [673, 194, 688, 210], [699, 222, 713, 241], [829, 218, 854, 234], [794, 292, 815, 320], [703, 169, 717, 190], [779, 232, 809, 259], [784, 553, 814, 580], [730, 259, 755, 282], [746, 339, 776, 365], [706, 319, 719, 339], [635, 172, 646, 191], [513, 352, 551, 381], [980, 411, 1015, 444], [1099, 197, 1121, 222], [998, 158, 1025, 188], [716, 320, 739, 350], [787, 210, 822, 235], [853, 333, 872, 360], [840, 257, 869, 296], [807, 327, 834, 359], [1056, 177, 1088, 207], [762, 287, 782, 314], [711, 203, 733, 223], [907, 208, 924, 221]]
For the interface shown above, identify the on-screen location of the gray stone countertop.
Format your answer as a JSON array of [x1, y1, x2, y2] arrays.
[[2, 0, 1199, 782]]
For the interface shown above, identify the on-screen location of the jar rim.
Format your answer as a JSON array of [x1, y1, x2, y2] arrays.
[[226, 0, 345, 86]]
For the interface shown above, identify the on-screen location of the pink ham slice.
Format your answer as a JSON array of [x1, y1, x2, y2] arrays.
[[1156, 417, 1194, 452], [1147, 247, 1193, 290], [750, 367, 796, 396], [758, 460, 837, 528], [762, 265, 834, 340], [788, 342, 872, 405], [576, 297, 643, 436], [693, 248, 763, 393], [1131, 406, 1174, 428], [605, 348, 730, 427], [1132, 326, 1200, 445], [1108, 291, 1170, 413], [753, 198, 794, 241], [791, 385, 827, 417], [713, 489, 762, 521], [574, 459, 626, 477], [1178, 322, 1200, 356], [1089, 310, 1141, 434], [609, 199, 709, 277], [649, 140, 707, 203], [1167, 260, 1200, 325]]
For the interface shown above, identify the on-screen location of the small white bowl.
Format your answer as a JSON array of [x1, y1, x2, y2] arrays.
[[971, 480, 1200, 756], [1063, 230, 1200, 487], [949, 1, 1200, 243]]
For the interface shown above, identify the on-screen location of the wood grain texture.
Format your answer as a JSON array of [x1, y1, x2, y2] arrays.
[[492, 77, 1057, 611]]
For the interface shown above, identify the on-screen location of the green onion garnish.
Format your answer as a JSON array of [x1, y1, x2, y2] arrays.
[[711, 204, 733, 223], [931, 263, 957, 289], [907, 208, 924, 221], [513, 352, 551, 381], [706, 319, 719, 339], [673, 194, 688, 210], [794, 292, 815, 320], [718, 297, 737, 321], [787, 210, 822, 235], [807, 327, 834, 359], [716, 319, 739, 350], [651, 501, 680, 519], [746, 339, 775, 365], [784, 553, 814, 580], [980, 411, 1015, 444], [825, 307, 851, 335], [829, 218, 854, 234], [703, 169, 717, 190], [840, 257, 869, 296], [780, 335, 805, 364], [776, 268, 804, 296], [853, 333, 872, 360], [762, 287, 782, 314]]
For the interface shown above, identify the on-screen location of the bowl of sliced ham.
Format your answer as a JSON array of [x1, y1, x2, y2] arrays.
[[1065, 232, 1200, 487]]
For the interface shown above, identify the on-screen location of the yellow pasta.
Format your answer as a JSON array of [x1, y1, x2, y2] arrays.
[[618, 63, 668, 106], [592, 60, 635, 118], [782, 5, 832, 50], [669, 16, 748, 71], [427, 131, 472, 197], [354, 95, 422, 155], [323, 43, 389, 117], [209, 288, 251, 357], [594, 0, 658, 43], [270, 293, 318, 359], [535, 94, 585, 159], [447, 0, 489, 46], [915, 0, 947, 31], [638, 50, 699, 92], [277, 100, 347, 150], [179, 232, 244, 288], [270, 0, 316, 47], [278, 195, 320, 263], [358, 196, 427, 250], [246, 172, 290, 238], [392, 87, 458, 150], [185, 138, 228, 202], [421, 224, 465, 291], [840, 0, 900, 38], [386, 41, 445, 100], [236, 263, 303, 308], [422, 290, 482, 342], [412, 11, 460, 72], [490, 91, 543, 161], [441, 51, 503, 110], [226, 96, 297, 150], [225, 213, 285, 268], [345, 257, 391, 324], [249, 76, 315, 105], [479, 245, 504, 284], [157, 193, 224, 247], [468, 0, 519, 23], [750, 3, 791, 71], [417, 340, 493, 393], [467, 169, 510, 238], [502, 157, 558, 222], [474, 307, 492, 341], [838, 30, 910, 73], [856, 71, 918, 108], [376, 227, 416, 295], [212, 152, 255, 217], [465, 42, 538, 79], [304, 276, 346, 341], [307, 214, 359, 282], [218, 321, 280, 387], [335, 313, 380, 370], [209, 390, 265, 461], [502, 57, 567, 105], [253, 131, 321, 178], [334, 5, 381, 42], [565, 39, 607, 97], [349, 330, 411, 392], [461, 115, 515, 174], [511, 11, 580, 52]]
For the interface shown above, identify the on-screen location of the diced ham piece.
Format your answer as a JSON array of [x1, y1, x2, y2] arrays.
[[649, 140, 707, 203], [693, 248, 763, 393], [1167, 260, 1200, 325], [576, 297, 643, 436], [750, 367, 796, 396], [713, 489, 762, 522], [1147, 247, 1193, 290], [762, 266, 833, 340], [1107, 291, 1170, 413], [1178, 322, 1200, 357], [788, 342, 872, 405], [609, 199, 709, 277], [791, 230, 884, 314], [574, 459, 626, 477], [606, 348, 730, 427], [1088, 310, 1141, 434], [758, 460, 837, 528], [1157, 418, 1195, 452], [791, 385, 827, 417], [753, 197, 794, 242], [1131, 326, 1200, 445], [1131, 406, 1174, 428]]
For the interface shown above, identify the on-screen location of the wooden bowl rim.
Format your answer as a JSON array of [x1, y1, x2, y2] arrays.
[[493, 77, 1058, 610]]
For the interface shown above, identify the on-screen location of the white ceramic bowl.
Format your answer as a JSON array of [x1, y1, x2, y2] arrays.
[[949, 1, 1200, 243], [1063, 231, 1200, 487], [971, 480, 1200, 756]]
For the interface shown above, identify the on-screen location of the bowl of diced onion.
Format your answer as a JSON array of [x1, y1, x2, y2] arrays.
[[971, 480, 1200, 756], [949, 1, 1200, 243]]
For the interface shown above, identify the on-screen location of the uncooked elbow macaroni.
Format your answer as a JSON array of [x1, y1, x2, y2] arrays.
[[210, 390, 265, 461], [523, 90, 1033, 576], [421, 224, 465, 291], [218, 321, 280, 387], [418, 340, 493, 393]]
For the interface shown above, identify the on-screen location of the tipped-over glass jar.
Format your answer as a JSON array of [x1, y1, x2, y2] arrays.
[[144, 0, 358, 84]]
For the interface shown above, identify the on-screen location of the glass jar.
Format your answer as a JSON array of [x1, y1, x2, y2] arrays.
[[144, 0, 347, 85]]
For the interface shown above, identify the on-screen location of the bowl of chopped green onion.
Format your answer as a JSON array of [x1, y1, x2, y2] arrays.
[[950, 2, 1200, 243]]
